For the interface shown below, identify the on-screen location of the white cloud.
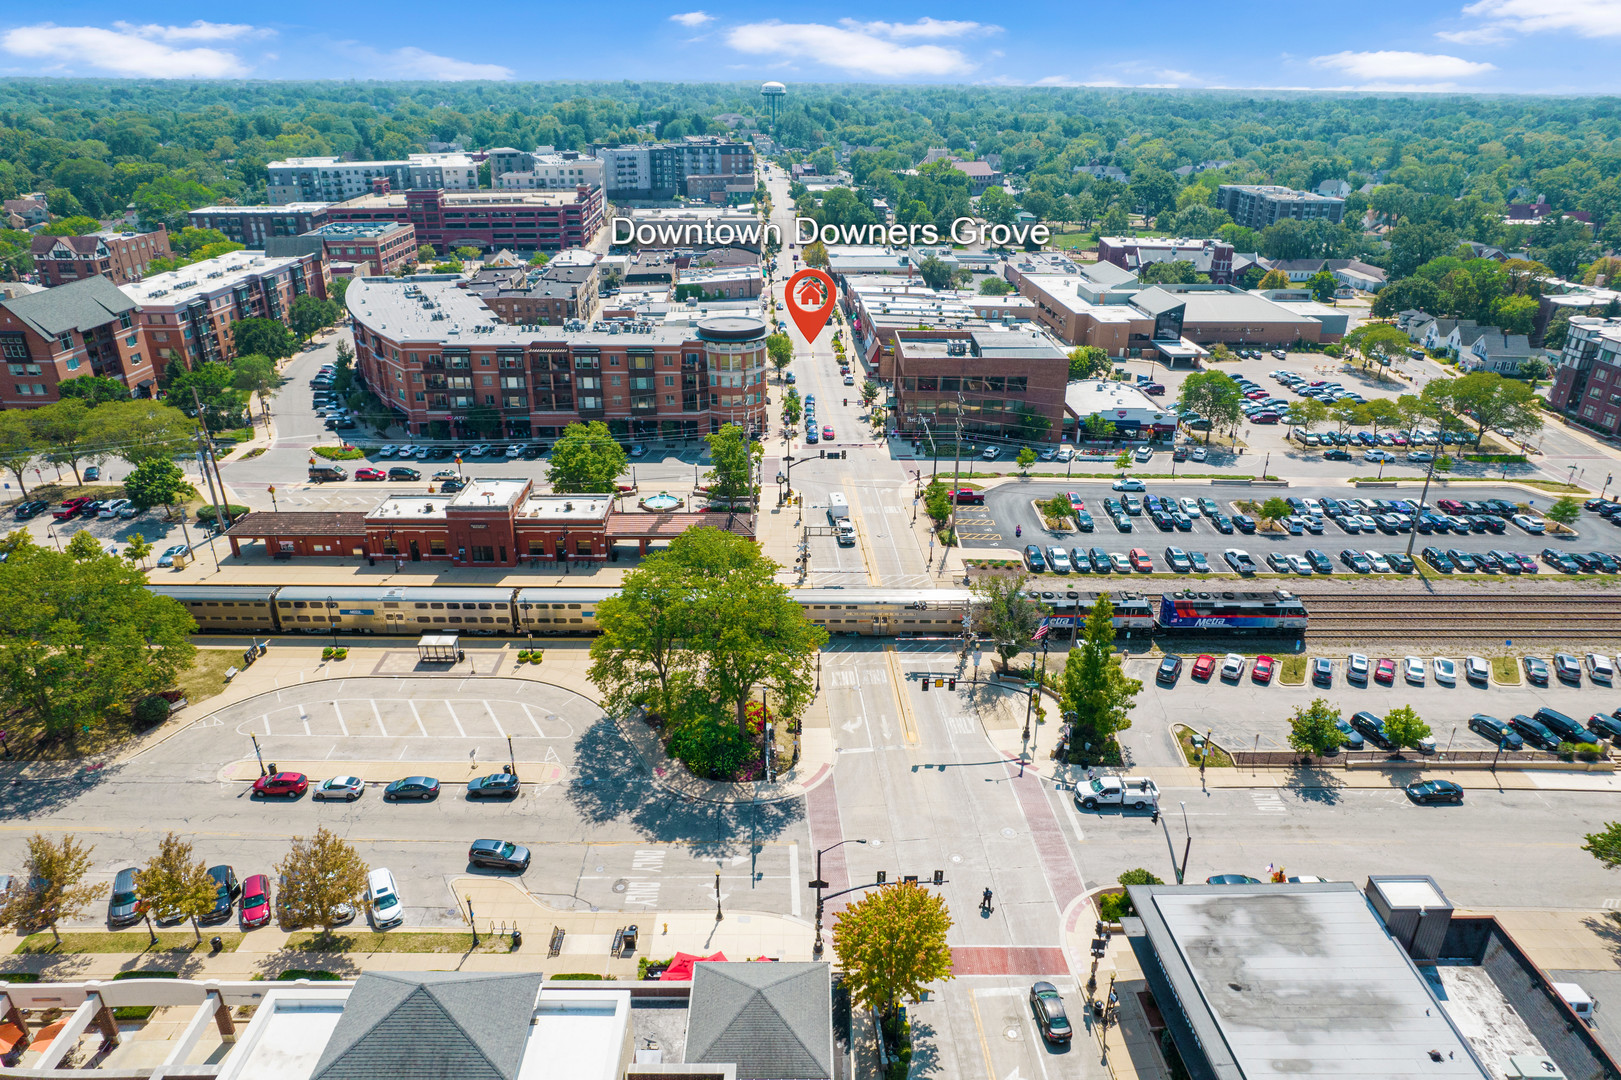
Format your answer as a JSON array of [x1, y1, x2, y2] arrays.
[[390, 47, 513, 80], [1310, 49, 1495, 81], [669, 12, 714, 27], [1459, 0, 1621, 36], [110, 20, 262, 42], [1, 22, 251, 77], [724, 20, 977, 76], [1434, 25, 1511, 43], [837, 18, 999, 39]]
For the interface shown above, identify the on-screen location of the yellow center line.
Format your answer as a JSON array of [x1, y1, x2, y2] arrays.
[[885, 645, 920, 744]]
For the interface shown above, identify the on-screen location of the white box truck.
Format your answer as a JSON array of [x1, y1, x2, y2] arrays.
[[828, 493, 855, 545]]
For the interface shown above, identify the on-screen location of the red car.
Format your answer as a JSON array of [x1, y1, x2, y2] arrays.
[[953, 489, 985, 505], [252, 771, 309, 798], [53, 496, 95, 520], [1253, 655, 1277, 684], [1128, 547, 1152, 572], [1067, 491, 1086, 513], [355, 467, 387, 481], [822, 426, 835, 440], [1192, 654, 1216, 680], [240, 874, 271, 928], [1374, 658, 1397, 685]]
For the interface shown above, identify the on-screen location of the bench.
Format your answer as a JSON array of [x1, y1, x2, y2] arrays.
[[223, 667, 239, 684], [548, 926, 565, 959]]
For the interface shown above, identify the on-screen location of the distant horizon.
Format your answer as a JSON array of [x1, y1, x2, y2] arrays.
[[4, 2, 1621, 94]]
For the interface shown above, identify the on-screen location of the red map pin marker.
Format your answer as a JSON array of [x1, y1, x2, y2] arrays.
[[785, 267, 837, 344]]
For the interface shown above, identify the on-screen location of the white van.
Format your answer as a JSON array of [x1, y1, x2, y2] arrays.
[[1586, 653, 1615, 685], [1554, 982, 1597, 1024], [366, 868, 404, 929]]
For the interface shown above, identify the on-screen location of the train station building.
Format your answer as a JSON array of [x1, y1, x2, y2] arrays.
[[224, 477, 754, 568]]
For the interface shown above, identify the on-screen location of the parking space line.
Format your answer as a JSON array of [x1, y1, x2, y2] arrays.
[[333, 701, 348, 737], [444, 701, 467, 737], [484, 701, 506, 739], [408, 699, 428, 737], [372, 700, 387, 738]]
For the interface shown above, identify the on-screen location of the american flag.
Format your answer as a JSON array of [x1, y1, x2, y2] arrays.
[[1032, 624, 1049, 641]]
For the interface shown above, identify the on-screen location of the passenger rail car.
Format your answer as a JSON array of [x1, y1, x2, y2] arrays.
[[1028, 591, 1156, 639], [1157, 589, 1309, 632]]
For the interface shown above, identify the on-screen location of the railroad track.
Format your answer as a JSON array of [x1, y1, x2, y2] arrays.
[[1301, 591, 1621, 640]]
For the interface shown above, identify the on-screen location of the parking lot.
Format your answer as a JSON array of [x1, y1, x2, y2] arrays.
[[1123, 649, 1621, 766], [979, 481, 1615, 576]]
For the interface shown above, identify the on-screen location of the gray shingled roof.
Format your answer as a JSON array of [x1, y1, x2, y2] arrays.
[[311, 971, 543, 1080], [1, 275, 135, 339], [687, 962, 833, 1080]]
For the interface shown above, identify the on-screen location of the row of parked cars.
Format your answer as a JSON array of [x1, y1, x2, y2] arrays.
[[20, 495, 143, 522], [250, 769, 525, 802]]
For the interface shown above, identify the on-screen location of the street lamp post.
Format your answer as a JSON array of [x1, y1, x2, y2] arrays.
[[251, 733, 266, 777], [810, 839, 868, 958]]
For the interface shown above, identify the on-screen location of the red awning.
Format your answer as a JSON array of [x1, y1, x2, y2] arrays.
[[659, 950, 728, 981]]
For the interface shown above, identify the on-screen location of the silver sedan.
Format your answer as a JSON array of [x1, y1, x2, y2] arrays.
[[313, 775, 365, 801]]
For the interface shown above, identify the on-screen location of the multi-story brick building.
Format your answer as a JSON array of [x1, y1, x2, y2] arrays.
[[1549, 316, 1621, 436], [29, 227, 172, 287], [493, 150, 604, 192], [188, 204, 331, 245], [326, 187, 604, 255], [346, 276, 767, 441], [1215, 184, 1345, 230], [266, 154, 478, 204], [475, 264, 600, 326], [890, 328, 1070, 443], [1096, 237, 1235, 284], [0, 275, 151, 405], [302, 221, 417, 276], [597, 137, 754, 200], [122, 248, 329, 371]]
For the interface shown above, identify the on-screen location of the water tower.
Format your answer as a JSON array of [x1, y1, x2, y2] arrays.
[[761, 81, 786, 131]]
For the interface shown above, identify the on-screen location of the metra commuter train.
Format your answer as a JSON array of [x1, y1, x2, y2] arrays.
[[146, 585, 1308, 638]]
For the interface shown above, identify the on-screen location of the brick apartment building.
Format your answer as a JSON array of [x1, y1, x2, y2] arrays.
[[346, 276, 767, 441], [30, 227, 172, 287], [0, 276, 151, 405], [188, 204, 331, 245], [326, 186, 604, 254], [1549, 316, 1621, 436], [303, 221, 417, 276], [266, 154, 478, 204], [1215, 184, 1345, 230], [474, 263, 600, 326], [123, 248, 329, 371], [890, 328, 1070, 442], [597, 137, 755, 200]]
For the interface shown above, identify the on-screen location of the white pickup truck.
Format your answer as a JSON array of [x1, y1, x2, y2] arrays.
[[1076, 775, 1160, 811]]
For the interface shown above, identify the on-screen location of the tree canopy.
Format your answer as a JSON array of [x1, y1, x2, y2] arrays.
[[703, 423, 761, 507], [832, 880, 954, 1023], [547, 420, 627, 493], [276, 826, 371, 938], [969, 572, 1046, 670], [1060, 593, 1141, 754], [0, 833, 100, 944]]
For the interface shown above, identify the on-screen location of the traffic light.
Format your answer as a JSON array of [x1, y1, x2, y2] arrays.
[[933, 869, 944, 885], [922, 678, 930, 691], [948, 678, 956, 690], [876, 871, 887, 884]]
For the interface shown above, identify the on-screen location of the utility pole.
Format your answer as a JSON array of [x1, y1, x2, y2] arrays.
[[191, 387, 233, 570], [1405, 451, 1442, 559], [946, 391, 965, 579]]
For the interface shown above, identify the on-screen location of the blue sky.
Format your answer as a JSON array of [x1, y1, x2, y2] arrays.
[[3, 1, 1619, 93]]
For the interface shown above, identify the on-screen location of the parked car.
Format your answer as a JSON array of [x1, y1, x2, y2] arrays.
[[156, 544, 191, 567], [1374, 658, 1396, 685], [108, 867, 142, 927], [1111, 477, 1146, 492], [354, 467, 387, 481], [1464, 656, 1490, 685], [366, 868, 404, 929], [1510, 714, 1560, 751], [1523, 656, 1550, 686], [1346, 653, 1369, 684], [1192, 654, 1217, 680], [387, 466, 421, 481], [1023, 544, 1047, 572], [1220, 653, 1246, 681], [252, 771, 309, 798], [1156, 655, 1183, 685], [240, 874, 272, 928], [1403, 656, 1425, 684], [1252, 655, 1276, 684], [384, 776, 440, 801], [468, 838, 531, 872], [1350, 710, 1393, 750], [199, 865, 241, 925], [1029, 982, 1073, 1044], [467, 772, 521, 799], [1534, 706, 1600, 747], [1469, 714, 1523, 751], [314, 776, 365, 801], [1406, 779, 1464, 805], [1553, 653, 1583, 683]]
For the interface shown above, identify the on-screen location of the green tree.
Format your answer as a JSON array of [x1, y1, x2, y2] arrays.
[[124, 458, 196, 517], [169, 361, 248, 429], [275, 826, 371, 940], [1359, 397, 1404, 436], [171, 226, 231, 256], [1371, 277, 1443, 319], [0, 538, 196, 741], [0, 834, 101, 945], [56, 374, 130, 406], [860, 380, 880, 409], [803, 240, 828, 268], [590, 528, 825, 741], [230, 353, 280, 425], [1382, 705, 1431, 752], [1448, 371, 1543, 446], [328, 275, 351, 308], [1349, 323, 1412, 375], [781, 387, 802, 428], [915, 254, 954, 290], [1082, 412, 1117, 440], [1256, 269, 1292, 290], [88, 400, 194, 466], [0, 407, 35, 496], [1583, 823, 1621, 870], [136, 832, 218, 942], [417, 243, 437, 264], [1545, 496, 1582, 532], [1068, 345, 1111, 381], [704, 423, 761, 507], [65, 530, 103, 561], [1016, 447, 1037, 474], [1114, 449, 1132, 471], [924, 481, 953, 526], [1518, 356, 1551, 386], [1287, 698, 1347, 757], [766, 332, 793, 377], [1259, 496, 1293, 525], [230, 317, 297, 361], [548, 421, 627, 493], [833, 880, 954, 1024], [1176, 370, 1243, 443], [979, 277, 1013, 296], [1329, 400, 1363, 436], [124, 532, 154, 568], [1136, 260, 1198, 285], [969, 571, 1046, 671], [1128, 165, 1178, 219], [1060, 593, 1141, 752], [40, 215, 105, 237], [28, 398, 96, 484], [131, 177, 215, 232], [1308, 270, 1339, 303], [288, 295, 340, 340], [1284, 398, 1329, 437], [454, 245, 482, 261]]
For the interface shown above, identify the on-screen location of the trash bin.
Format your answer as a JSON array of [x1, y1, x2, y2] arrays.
[[623, 925, 638, 951]]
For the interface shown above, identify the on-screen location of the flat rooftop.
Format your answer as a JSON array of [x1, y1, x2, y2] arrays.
[[121, 250, 309, 306], [1020, 275, 1145, 319], [1132, 883, 1490, 1079], [307, 221, 411, 238], [452, 478, 531, 509], [1066, 380, 1177, 419], [517, 495, 611, 521], [224, 994, 347, 1080], [192, 202, 331, 215], [338, 189, 579, 210]]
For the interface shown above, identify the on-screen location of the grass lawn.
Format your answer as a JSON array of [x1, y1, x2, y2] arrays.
[[1048, 232, 1096, 251], [1278, 655, 1308, 685], [176, 649, 241, 706], [16, 931, 241, 955], [1175, 725, 1233, 767], [284, 931, 512, 954], [1492, 656, 1522, 684]]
